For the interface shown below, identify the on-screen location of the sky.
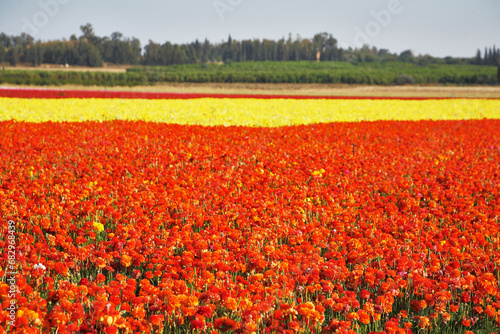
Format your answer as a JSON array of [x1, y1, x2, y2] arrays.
[[0, 0, 499, 58]]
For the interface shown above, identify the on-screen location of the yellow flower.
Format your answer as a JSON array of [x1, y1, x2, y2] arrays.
[[1, 97, 499, 125], [93, 222, 104, 232], [312, 169, 325, 176]]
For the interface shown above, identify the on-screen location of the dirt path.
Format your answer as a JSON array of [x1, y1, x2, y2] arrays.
[[1, 82, 500, 98]]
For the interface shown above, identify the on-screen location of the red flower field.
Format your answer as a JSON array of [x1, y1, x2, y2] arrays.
[[0, 90, 500, 334]]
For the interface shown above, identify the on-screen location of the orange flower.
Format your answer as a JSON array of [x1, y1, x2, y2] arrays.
[[441, 312, 451, 323], [202, 270, 215, 284], [288, 321, 300, 331], [96, 273, 106, 283], [150, 314, 164, 326], [54, 262, 69, 276], [485, 305, 496, 319], [418, 316, 430, 329], [121, 254, 132, 268], [346, 312, 358, 321], [131, 305, 146, 320], [214, 317, 240, 332], [243, 321, 258, 333], [323, 298, 334, 308], [410, 300, 425, 313], [101, 315, 115, 326], [357, 309, 370, 324], [223, 297, 238, 311]]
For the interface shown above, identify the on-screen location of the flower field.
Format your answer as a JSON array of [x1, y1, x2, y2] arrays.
[[1, 89, 500, 125], [0, 89, 500, 334]]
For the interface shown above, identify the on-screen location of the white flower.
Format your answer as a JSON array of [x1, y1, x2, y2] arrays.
[[34, 263, 46, 271]]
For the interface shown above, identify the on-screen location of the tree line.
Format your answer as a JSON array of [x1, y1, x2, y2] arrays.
[[475, 47, 500, 66], [0, 24, 140, 67], [0, 23, 498, 68], [143, 32, 343, 65]]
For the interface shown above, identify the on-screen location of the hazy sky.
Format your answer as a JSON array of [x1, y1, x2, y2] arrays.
[[0, 0, 499, 58]]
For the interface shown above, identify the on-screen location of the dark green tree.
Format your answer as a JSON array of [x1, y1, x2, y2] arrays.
[[80, 23, 99, 45], [26, 43, 45, 66], [399, 50, 414, 62], [475, 49, 482, 65], [0, 33, 11, 48], [0, 44, 5, 63], [77, 41, 102, 66], [497, 55, 500, 83], [7, 47, 19, 66]]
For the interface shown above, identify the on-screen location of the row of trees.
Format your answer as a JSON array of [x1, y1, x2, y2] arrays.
[[0, 24, 141, 67], [143, 32, 343, 65], [475, 47, 500, 66], [0, 23, 498, 67], [0, 26, 344, 67]]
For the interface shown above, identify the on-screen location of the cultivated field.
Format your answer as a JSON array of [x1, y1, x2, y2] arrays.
[[1, 61, 498, 87]]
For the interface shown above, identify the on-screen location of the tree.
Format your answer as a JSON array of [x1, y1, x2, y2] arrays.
[[312, 33, 332, 61], [171, 44, 188, 64], [80, 23, 98, 44], [325, 34, 339, 60], [399, 50, 414, 62], [26, 43, 45, 66], [143, 40, 162, 65], [0, 33, 12, 48], [475, 49, 482, 65], [0, 44, 5, 63], [129, 38, 141, 64], [77, 41, 102, 66], [497, 55, 500, 83], [7, 47, 19, 66], [11, 33, 34, 47], [110, 32, 125, 64], [223, 35, 235, 61]]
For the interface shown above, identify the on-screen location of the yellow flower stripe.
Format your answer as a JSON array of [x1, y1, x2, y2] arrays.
[[1, 98, 499, 126]]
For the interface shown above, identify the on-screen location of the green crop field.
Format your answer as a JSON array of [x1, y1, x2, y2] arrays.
[[1, 61, 498, 87]]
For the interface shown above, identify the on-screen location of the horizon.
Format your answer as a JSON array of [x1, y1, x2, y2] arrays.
[[0, 0, 499, 59]]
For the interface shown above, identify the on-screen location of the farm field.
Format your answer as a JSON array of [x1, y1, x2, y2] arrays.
[[1, 61, 498, 87], [0, 90, 500, 334], [125, 61, 499, 85]]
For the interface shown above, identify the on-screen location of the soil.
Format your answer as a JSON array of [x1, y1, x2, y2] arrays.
[[2, 82, 499, 98]]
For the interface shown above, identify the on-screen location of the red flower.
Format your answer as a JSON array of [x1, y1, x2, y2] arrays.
[[197, 305, 214, 318], [360, 289, 371, 299], [190, 319, 205, 330]]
